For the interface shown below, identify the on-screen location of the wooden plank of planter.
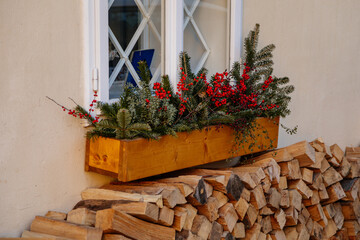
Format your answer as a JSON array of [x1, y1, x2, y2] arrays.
[[284, 141, 316, 167], [30, 216, 102, 240], [86, 117, 279, 182], [96, 209, 175, 239], [81, 188, 163, 208]]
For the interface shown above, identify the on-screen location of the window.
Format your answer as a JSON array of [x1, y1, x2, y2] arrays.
[[84, 0, 243, 103]]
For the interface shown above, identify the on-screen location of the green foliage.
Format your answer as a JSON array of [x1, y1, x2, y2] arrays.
[[56, 24, 295, 148]]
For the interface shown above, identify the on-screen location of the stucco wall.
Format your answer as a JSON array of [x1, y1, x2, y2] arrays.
[[0, 0, 111, 236], [243, 0, 360, 149]]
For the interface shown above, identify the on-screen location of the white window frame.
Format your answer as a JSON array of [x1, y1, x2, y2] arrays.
[[82, 0, 243, 105]]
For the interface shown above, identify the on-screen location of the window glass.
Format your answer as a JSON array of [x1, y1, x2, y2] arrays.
[[183, 0, 229, 76], [108, 0, 162, 99]]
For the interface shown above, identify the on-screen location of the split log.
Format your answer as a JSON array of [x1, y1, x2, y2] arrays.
[[347, 158, 360, 178], [267, 188, 281, 210], [276, 190, 288, 209], [250, 185, 267, 209], [250, 148, 293, 163], [333, 202, 345, 230], [261, 215, 273, 234], [81, 188, 163, 208], [95, 209, 175, 239], [181, 204, 197, 231], [157, 175, 211, 205], [172, 206, 188, 231], [302, 190, 320, 206], [301, 168, 313, 184], [231, 166, 265, 186], [270, 209, 286, 230], [296, 224, 310, 240], [283, 227, 298, 240], [233, 197, 249, 221], [323, 203, 336, 219], [232, 222, 245, 238], [208, 221, 223, 240], [278, 159, 301, 180], [288, 179, 313, 199], [320, 157, 331, 173], [178, 169, 244, 200], [176, 230, 201, 240], [272, 176, 287, 190], [322, 167, 343, 187], [311, 221, 324, 240], [67, 208, 96, 226], [284, 206, 298, 226], [343, 220, 360, 239], [217, 203, 238, 232], [285, 141, 316, 167], [307, 204, 327, 227], [116, 181, 194, 197], [309, 152, 325, 170], [111, 201, 159, 222], [323, 219, 338, 239], [244, 203, 258, 228], [270, 229, 287, 240], [322, 182, 346, 204], [21, 230, 72, 240], [73, 199, 140, 211], [30, 216, 102, 240], [212, 190, 228, 208], [157, 206, 174, 226], [44, 211, 67, 221], [243, 223, 261, 240], [260, 206, 274, 216], [243, 158, 281, 183], [191, 215, 212, 240], [196, 196, 219, 222], [337, 157, 351, 178], [341, 178, 360, 201], [103, 234, 132, 240], [288, 189, 302, 211], [330, 144, 344, 164], [341, 199, 360, 221]]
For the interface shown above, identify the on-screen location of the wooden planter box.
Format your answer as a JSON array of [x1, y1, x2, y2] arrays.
[[85, 117, 279, 182]]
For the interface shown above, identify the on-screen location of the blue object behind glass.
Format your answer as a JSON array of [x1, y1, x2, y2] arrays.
[[126, 49, 155, 87]]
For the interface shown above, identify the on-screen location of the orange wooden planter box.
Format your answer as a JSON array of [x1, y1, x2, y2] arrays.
[[85, 117, 279, 182]]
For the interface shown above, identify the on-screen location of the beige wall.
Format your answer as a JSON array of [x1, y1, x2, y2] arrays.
[[243, 0, 360, 149], [0, 0, 111, 237]]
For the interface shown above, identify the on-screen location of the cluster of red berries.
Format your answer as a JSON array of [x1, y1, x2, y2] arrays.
[[262, 76, 273, 91], [60, 90, 100, 124], [153, 82, 171, 99], [206, 72, 233, 108]]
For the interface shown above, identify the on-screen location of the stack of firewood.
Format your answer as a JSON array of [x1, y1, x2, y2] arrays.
[[22, 139, 360, 240]]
